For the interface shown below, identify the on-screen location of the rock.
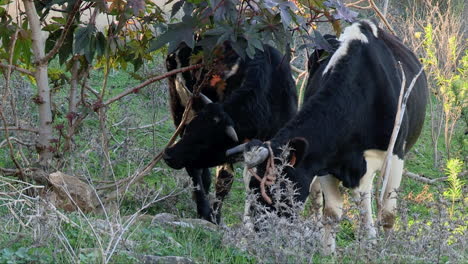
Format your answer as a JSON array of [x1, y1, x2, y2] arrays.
[[173, 218, 218, 232], [46, 171, 99, 212], [142, 255, 195, 264], [151, 213, 179, 224]]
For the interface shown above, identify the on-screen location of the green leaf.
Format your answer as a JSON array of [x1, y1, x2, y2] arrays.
[[58, 24, 75, 65], [148, 15, 196, 53], [74, 24, 97, 63], [95, 32, 106, 58]]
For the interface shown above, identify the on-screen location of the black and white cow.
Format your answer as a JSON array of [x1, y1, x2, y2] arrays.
[[227, 20, 428, 253], [163, 42, 298, 224]]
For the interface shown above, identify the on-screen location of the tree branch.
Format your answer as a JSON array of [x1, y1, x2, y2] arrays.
[[0, 126, 39, 133], [0, 63, 34, 76], [379, 64, 424, 203], [368, 0, 395, 35], [38, 0, 83, 65], [95, 64, 203, 110], [96, 67, 214, 195]]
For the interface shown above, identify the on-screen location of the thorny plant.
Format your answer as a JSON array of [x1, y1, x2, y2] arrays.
[[223, 147, 467, 263], [0, 168, 188, 264]]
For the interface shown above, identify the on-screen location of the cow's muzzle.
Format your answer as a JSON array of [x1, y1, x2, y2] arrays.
[[162, 151, 184, 169]]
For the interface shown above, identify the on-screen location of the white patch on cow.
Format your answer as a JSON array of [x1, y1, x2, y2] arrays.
[[323, 22, 369, 75], [360, 19, 379, 38], [307, 177, 323, 220], [363, 149, 404, 231], [319, 175, 343, 255], [381, 155, 404, 230], [213, 116, 220, 123], [224, 58, 241, 79]]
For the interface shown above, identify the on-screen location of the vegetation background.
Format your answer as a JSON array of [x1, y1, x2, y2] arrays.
[[0, 0, 466, 263]]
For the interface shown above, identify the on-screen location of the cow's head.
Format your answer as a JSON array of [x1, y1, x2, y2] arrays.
[[163, 102, 240, 169], [227, 138, 308, 207]]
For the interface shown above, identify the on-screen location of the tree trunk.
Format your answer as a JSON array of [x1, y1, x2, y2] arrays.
[[23, 0, 53, 166]]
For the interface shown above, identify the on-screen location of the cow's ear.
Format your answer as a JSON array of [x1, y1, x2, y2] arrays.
[[287, 137, 308, 167]]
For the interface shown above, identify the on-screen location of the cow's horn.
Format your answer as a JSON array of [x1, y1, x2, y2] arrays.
[[226, 143, 247, 156], [181, 84, 212, 104], [225, 126, 239, 142], [244, 146, 269, 168], [200, 93, 213, 104]]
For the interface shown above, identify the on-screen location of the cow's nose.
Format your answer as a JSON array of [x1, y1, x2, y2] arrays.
[[162, 151, 183, 169]]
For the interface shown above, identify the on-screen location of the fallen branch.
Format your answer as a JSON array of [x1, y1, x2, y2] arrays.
[[95, 64, 202, 110], [404, 171, 447, 184]]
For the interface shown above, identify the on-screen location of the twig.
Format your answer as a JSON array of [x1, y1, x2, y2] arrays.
[[126, 116, 169, 130], [379, 64, 424, 203], [291, 65, 304, 74], [0, 126, 39, 133], [97, 66, 212, 193], [95, 64, 203, 110], [0, 27, 25, 180], [38, 0, 83, 65], [404, 171, 447, 184], [368, 0, 395, 35], [0, 137, 34, 148], [0, 63, 34, 76]]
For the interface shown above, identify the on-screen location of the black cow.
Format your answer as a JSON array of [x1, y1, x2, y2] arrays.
[[227, 20, 428, 254], [163, 42, 298, 224]]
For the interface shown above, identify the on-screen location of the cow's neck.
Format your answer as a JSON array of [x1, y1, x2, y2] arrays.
[[272, 82, 366, 161]]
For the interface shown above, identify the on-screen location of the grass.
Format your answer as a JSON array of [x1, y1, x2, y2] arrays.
[[0, 24, 467, 264]]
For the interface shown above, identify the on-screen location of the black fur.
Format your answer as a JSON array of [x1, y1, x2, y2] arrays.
[[245, 20, 428, 208], [163, 42, 298, 223]]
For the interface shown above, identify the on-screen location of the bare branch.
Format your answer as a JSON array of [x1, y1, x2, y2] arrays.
[[0, 63, 34, 76], [368, 0, 396, 35], [96, 64, 203, 110], [290, 65, 304, 74], [0, 137, 34, 148], [379, 64, 424, 203], [126, 116, 170, 131], [0, 126, 39, 133], [97, 66, 213, 194]]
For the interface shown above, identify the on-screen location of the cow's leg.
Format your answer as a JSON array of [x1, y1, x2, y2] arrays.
[[380, 156, 404, 233], [352, 167, 377, 241], [186, 167, 213, 222], [213, 163, 234, 224], [242, 166, 254, 231], [308, 177, 323, 220], [319, 175, 343, 255]]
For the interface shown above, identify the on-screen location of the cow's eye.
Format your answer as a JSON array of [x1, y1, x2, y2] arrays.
[[213, 117, 220, 123]]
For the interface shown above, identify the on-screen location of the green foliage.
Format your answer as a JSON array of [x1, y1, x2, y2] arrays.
[[421, 22, 467, 157], [443, 158, 464, 217], [0, 247, 53, 264]]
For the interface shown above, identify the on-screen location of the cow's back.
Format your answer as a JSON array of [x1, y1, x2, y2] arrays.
[[379, 31, 428, 153]]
